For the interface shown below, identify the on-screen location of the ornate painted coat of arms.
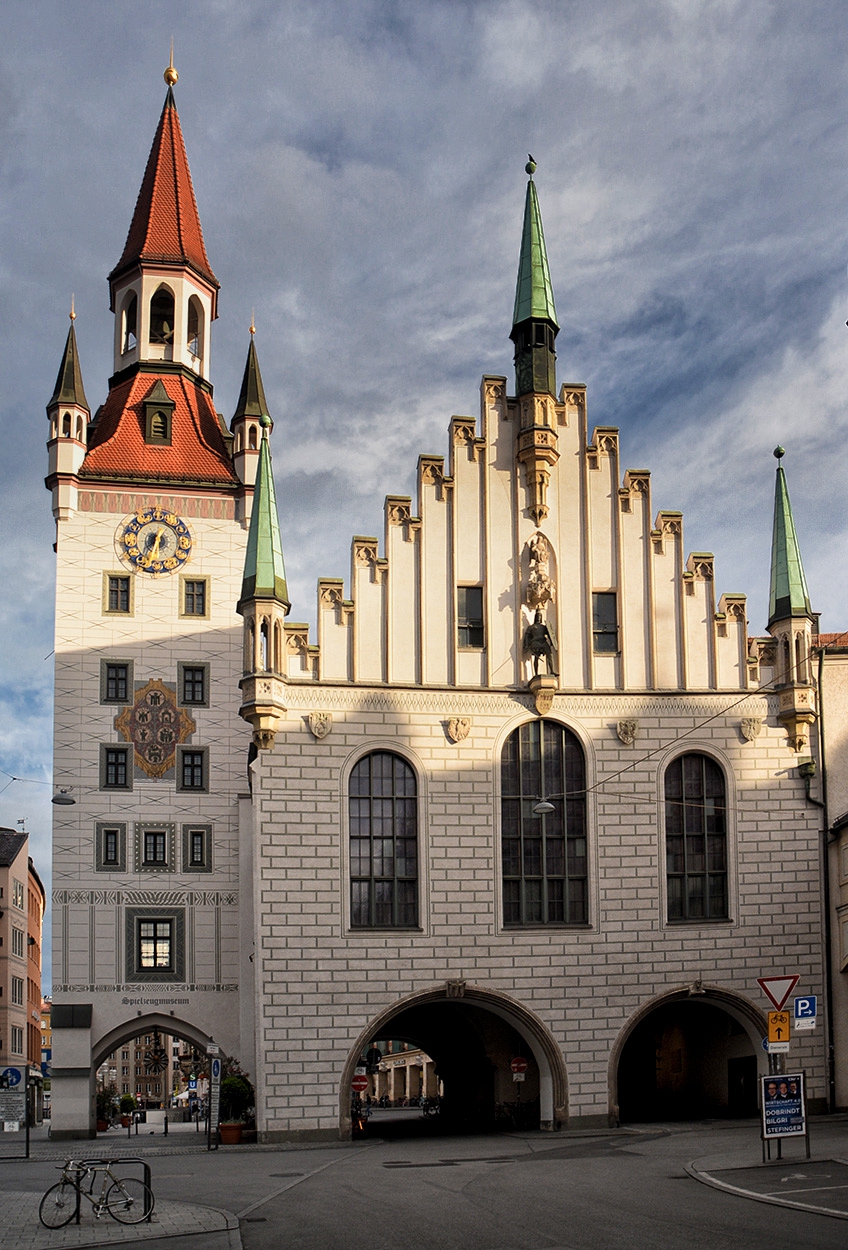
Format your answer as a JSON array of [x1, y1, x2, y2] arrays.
[[114, 678, 196, 778]]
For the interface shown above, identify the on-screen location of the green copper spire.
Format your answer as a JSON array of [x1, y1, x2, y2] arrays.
[[232, 337, 271, 425], [768, 446, 812, 627], [511, 157, 559, 396], [512, 160, 558, 328], [239, 411, 289, 611], [49, 319, 89, 412]]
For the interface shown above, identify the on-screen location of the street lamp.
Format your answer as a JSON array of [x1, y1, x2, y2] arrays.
[[531, 793, 565, 815]]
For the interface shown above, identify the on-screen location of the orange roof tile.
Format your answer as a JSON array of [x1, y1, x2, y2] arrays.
[[80, 371, 238, 486], [109, 89, 217, 290]]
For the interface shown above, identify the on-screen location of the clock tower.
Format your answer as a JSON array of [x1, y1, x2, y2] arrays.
[[47, 66, 260, 1139]]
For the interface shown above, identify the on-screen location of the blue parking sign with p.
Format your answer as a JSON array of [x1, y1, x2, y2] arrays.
[[794, 996, 817, 1019]]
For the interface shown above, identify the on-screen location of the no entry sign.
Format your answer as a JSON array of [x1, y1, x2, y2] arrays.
[[351, 1075, 368, 1093]]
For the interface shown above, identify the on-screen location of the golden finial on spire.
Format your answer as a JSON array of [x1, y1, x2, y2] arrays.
[[249, 309, 256, 337], [69, 294, 76, 322], [164, 40, 178, 87]]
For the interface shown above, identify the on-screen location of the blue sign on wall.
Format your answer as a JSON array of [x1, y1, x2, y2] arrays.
[[794, 995, 817, 1019]]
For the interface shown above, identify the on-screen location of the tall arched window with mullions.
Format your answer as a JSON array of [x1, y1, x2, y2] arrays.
[[665, 753, 728, 922], [349, 752, 418, 928], [501, 720, 587, 926]]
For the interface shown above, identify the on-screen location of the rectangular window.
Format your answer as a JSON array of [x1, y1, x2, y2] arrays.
[[12, 879, 24, 909], [592, 592, 618, 653], [134, 823, 175, 873], [179, 664, 208, 706], [177, 748, 207, 793], [181, 824, 212, 873], [143, 831, 167, 865], [11, 928, 24, 958], [126, 907, 185, 983], [138, 920, 173, 969], [104, 574, 132, 615], [101, 660, 133, 704], [100, 746, 131, 790], [95, 823, 127, 872], [457, 586, 485, 649], [11, 976, 23, 1006], [11, 1026, 23, 1055], [182, 579, 208, 617]]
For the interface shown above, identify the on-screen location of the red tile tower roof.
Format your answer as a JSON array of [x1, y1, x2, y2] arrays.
[[80, 371, 238, 486], [109, 88, 218, 295]]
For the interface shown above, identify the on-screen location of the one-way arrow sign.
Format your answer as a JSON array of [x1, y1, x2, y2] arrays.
[[757, 975, 800, 1011]]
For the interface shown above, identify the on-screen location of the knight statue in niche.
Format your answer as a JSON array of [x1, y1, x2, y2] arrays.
[[526, 532, 556, 609], [523, 608, 558, 678]]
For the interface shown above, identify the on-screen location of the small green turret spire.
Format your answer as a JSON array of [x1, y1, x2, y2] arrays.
[[238, 411, 289, 611], [232, 336, 271, 426], [511, 156, 559, 396], [49, 318, 90, 413], [768, 446, 812, 627]]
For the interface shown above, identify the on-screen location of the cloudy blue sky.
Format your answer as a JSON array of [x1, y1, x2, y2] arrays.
[[2, 1, 847, 985]]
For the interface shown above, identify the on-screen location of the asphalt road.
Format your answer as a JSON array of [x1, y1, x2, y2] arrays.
[[4, 1121, 848, 1250], [225, 1126, 848, 1250]]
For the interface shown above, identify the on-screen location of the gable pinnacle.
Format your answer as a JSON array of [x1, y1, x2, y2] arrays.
[[239, 415, 289, 611], [768, 446, 812, 627]]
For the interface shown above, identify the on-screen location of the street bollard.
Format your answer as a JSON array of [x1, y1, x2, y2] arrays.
[[164, 1115, 168, 1137]]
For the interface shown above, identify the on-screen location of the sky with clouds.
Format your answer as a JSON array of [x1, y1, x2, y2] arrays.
[[2, 0, 847, 986]]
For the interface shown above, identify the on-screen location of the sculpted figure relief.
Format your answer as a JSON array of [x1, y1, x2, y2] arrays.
[[526, 533, 555, 609], [523, 608, 558, 678]]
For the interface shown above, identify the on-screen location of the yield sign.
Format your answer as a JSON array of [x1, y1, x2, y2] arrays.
[[757, 975, 799, 1011]]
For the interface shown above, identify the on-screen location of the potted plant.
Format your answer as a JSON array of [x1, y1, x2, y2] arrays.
[[218, 1074, 253, 1144], [119, 1093, 138, 1127], [95, 1087, 115, 1132]]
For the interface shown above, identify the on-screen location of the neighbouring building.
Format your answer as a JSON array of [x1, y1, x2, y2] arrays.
[[48, 68, 835, 1140], [0, 829, 46, 1125]]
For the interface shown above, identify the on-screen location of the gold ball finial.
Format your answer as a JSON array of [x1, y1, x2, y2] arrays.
[[69, 294, 76, 322], [249, 308, 256, 337], [165, 40, 178, 86]]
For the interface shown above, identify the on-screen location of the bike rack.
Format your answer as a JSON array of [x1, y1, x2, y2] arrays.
[[64, 1156, 154, 1225]]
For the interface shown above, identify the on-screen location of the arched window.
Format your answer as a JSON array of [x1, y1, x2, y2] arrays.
[[122, 293, 138, 352], [349, 752, 417, 928], [665, 754, 728, 922], [187, 296, 203, 358], [248, 424, 258, 450], [501, 720, 587, 925], [62, 412, 71, 437], [149, 287, 175, 345]]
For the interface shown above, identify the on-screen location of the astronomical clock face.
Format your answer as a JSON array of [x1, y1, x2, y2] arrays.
[[119, 508, 192, 575]]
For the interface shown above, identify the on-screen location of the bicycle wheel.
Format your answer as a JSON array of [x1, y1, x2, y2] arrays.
[[39, 1181, 78, 1228], [105, 1176, 154, 1224]]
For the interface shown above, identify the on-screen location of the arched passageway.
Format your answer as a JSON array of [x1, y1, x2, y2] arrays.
[[615, 994, 763, 1123], [342, 987, 567, 1139]]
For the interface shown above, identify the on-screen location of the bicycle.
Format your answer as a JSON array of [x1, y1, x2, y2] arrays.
[[38, 1158, 154, 1228]]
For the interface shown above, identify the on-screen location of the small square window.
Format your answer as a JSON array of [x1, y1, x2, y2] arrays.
[[100, 745, 132, 790], [177, 748, 207, 793], [144, 831, 167, 865], [95, 823, 127, 873], [179, 663, 208, 706], [592, 592, 618, 653], [134, 823, 175, 873], [181, 578, 208, 618], [458, 586, 485, 649], [101, 660, 133, 704], [104, 574, 133, 615], [182, 824, 212, 873]]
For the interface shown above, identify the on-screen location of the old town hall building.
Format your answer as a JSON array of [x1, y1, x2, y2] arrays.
[[47, 72, 837, 1139]]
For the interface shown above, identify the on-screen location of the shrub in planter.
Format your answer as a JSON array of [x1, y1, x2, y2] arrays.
[[119, 1093, 138, 1126]]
